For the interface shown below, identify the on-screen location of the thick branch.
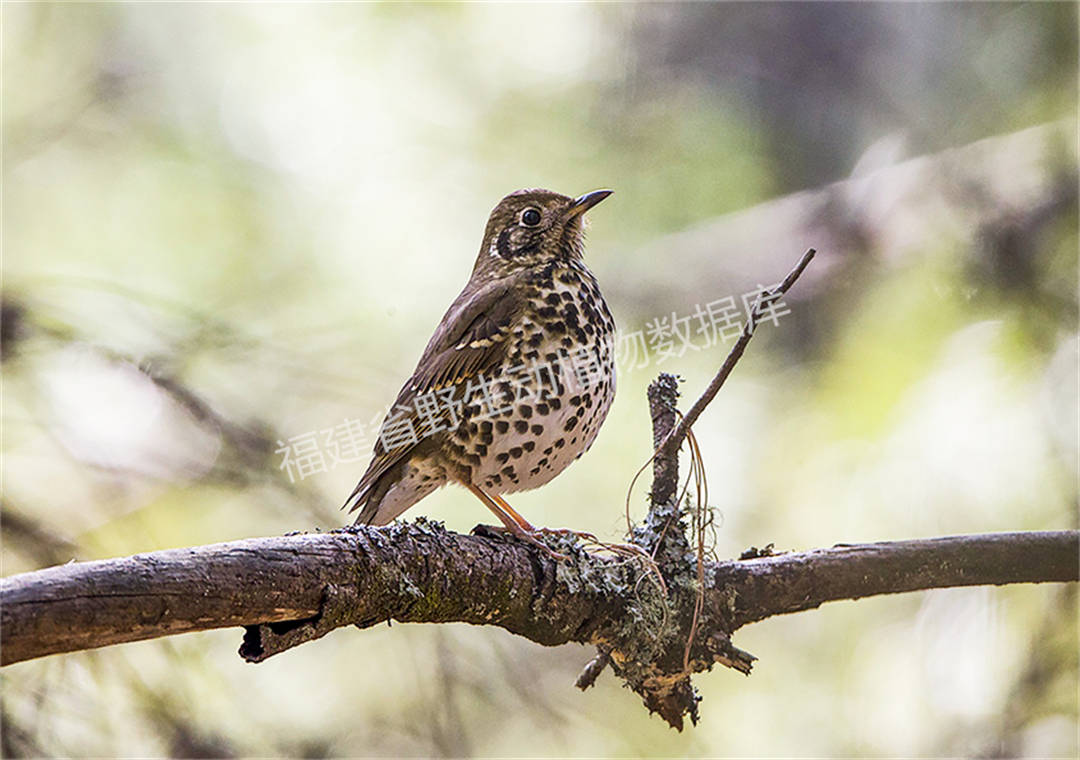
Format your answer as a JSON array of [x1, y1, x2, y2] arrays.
[[714, 531, 1080, 628], [3, 527, 1075, 667], [0, 522, 610, 666]]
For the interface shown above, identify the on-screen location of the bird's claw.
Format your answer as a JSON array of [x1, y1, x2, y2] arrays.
[[471, 523, 570, 561]]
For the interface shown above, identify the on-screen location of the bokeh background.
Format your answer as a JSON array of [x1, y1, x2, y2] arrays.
[[2, 2, 1077, 757]]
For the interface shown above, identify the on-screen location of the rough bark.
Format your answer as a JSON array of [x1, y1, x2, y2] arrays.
[[3, 526, 1076, 717]]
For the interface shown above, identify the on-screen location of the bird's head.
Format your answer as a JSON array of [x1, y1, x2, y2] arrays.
[[471, 188, 612, 279]]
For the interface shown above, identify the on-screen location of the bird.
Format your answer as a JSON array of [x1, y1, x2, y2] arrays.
[[345, 188, 616, 554]]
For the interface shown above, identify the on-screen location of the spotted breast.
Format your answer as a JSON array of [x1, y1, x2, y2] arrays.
[[445, 258, 616, 495]]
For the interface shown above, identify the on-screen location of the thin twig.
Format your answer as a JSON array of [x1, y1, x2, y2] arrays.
[[682, 427, 709, 672], [665, 248, 816, 458], [574, 648, 611, 690]]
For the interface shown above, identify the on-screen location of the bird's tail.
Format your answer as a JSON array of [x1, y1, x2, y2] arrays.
[[344, 456, 438, 526]]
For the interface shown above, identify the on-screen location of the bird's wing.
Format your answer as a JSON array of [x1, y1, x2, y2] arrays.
[[345, 278, 522, 518]]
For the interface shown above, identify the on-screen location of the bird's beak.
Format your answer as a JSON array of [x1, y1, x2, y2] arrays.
[[565, 189, 613, 219]]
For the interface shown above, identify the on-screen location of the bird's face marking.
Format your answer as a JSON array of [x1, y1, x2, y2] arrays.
[[474, 188, 612, 276], [492, 194, 571, 262]]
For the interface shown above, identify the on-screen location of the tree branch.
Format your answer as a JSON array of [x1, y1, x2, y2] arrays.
[[4, 527, 1075, 665], [664, 247, 816, 459], [714, 531, 1080, 628]]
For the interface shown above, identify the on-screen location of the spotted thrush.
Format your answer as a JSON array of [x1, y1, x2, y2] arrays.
[[345, 188, 616, 552]]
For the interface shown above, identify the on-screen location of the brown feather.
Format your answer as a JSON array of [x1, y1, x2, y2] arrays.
[[345, 277, 523, 518]]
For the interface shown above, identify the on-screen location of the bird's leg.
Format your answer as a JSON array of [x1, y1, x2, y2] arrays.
[[485, 491, 604, 544], [485, 492, 651, 562], [465, 483, 568, 560], [484, 492, 538, 533], [466, 484, 649, 561], [486, 492, 653, 560], [463, 483, 527, 531]]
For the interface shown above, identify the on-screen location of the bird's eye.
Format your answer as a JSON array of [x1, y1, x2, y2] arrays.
[[521, 208, 542, 227]]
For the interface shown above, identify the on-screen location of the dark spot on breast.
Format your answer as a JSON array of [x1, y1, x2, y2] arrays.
[[474, 443, 488, 457], [531, 424, 544, 435], [554, 438, 565, 449], [561, 291, 574, 301], [545, 292, 561, 306], [536, 403, 549, 415], [496, 452, 509, 464], [569, 395, 581, 406], [549, 398, 562, 411], [564, 417, 578, 432], [502, 465, 517, 478], [519, 405, 533, 419], [509, 446, 523, 459], [523, 441, 535, 452], [481, 421, 493, 433], [514, 420, 529, 434], [543, 446, 553, 455], [496, 420, 509, 433]]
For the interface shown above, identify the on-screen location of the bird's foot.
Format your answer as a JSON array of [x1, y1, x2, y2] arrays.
[[472, 523, 570, 561], [494, 524, 652, 561], [570, 535, 652, 560], [529, 528, 647, 558], [466, 483, 647, 561]]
